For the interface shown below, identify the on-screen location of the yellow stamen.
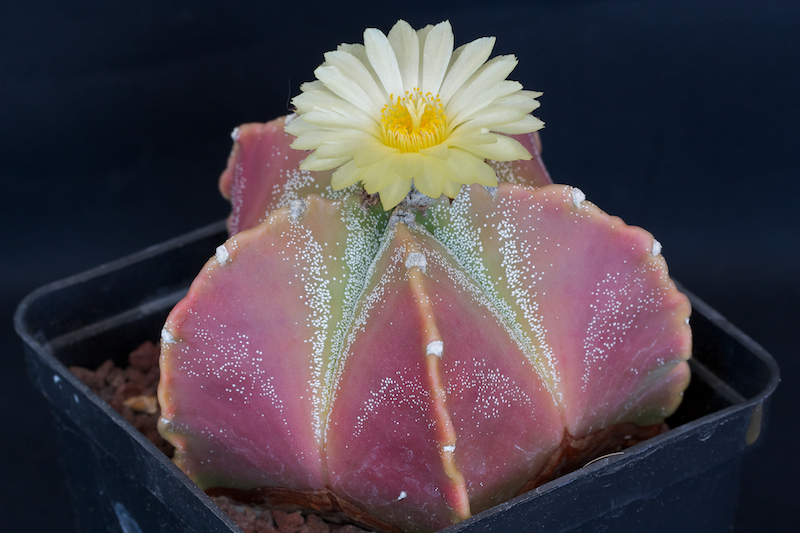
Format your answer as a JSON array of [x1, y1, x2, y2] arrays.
[[381, 89, 447, 153]]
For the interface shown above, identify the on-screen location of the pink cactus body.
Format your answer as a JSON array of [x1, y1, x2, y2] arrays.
[[159, 116, 691, 533]]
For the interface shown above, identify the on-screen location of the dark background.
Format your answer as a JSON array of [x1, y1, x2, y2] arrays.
[[2, 0, 797, 530]]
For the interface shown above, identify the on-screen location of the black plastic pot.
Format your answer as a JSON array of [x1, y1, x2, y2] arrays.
[[15, 220, 779, 533]]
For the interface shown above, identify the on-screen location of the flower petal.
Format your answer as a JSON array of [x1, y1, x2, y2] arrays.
[[387, 20, 420, 90], [313, 131, 378, 160], [393, 152, 424, 180], [442, 179, 463, 198], [445, 149, 499, 186], [472, 160, 499, 186], [419, 143, 451, 160], [299, 80, 327, 92], [413, 175, 443, 199], [364, 28, 404, 98], [519, 89, 544, 99], [361, 155, 402, 193], [321, 50, 387, 112], [301, 109, 379, 136], [283, 116, 317, 136], [455, 133, 532, 162], [330, 160, 364, 189], [415, 157, 448, 198], [445, 129, 501, 146], [292, 88, 335, 115], [299, 151, 352, 171], [446, 55, 519, 121], [415, 24, 434, 65], [452, 81, 524, 125], [337, 43, 385, 93], [378, 176, 413, 209], [494, 93, 541, 113], [353, 141, 399, 168], [421, 20, 454, 96], [490, 115, 545, 135], [314, 66, 380, 117], [460, 107, 530, 132], [289, 129, 342, 151], [439, 36, 495, 103], [292, 88, 379, 133]]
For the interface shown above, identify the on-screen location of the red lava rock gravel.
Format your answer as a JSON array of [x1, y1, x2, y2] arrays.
[[69, 341, 174, 457], [211, 496, 371, 533]]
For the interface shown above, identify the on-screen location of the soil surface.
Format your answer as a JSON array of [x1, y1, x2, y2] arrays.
[[69, 341, 174, 457], [211, 495, 373, 533]]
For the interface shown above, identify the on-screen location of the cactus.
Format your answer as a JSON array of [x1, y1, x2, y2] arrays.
[[158, 21, 691, 533], [159, 118, 690, 533]]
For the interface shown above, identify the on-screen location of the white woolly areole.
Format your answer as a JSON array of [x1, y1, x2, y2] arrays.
[[426, 340, 443, 357], [215, 244, 230, 265], [405, 252, 427, 273], [442, 444, 456, 452], [571, 187, 586, 207], [651, 239, 662, 256], [399, 186, 438, 210], [230, 127, 240, 142], [397, 491, 407, 501], [161, 328, 175, 344], [289, 198, 307, 220], [389, 208, 416, 229]]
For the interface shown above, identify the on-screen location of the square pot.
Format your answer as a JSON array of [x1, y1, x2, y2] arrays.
[[14, 220, 779, 533]]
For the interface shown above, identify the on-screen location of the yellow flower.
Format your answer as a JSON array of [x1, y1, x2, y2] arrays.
[[285, 20, 544, 210]]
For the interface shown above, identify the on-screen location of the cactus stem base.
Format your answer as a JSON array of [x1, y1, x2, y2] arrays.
[[517, 422, 669, 495], [205, 421, 668, 533]]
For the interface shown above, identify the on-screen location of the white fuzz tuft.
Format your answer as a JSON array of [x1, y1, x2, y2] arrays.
[[289, 198, 307, 220], [426, 340, 443, 357], [651, 239, 662, 256], [389, 207, 416, 229], [161, 328, 176, 344], [215, 244, 230, 265], [405, 252, 427, 273], [571, 187, 586, 208]]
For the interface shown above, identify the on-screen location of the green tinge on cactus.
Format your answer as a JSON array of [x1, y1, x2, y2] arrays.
[[158, 118, 690, 532]]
